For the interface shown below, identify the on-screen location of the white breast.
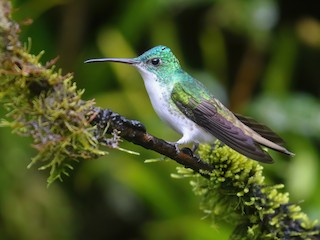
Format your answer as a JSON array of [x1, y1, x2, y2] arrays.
[[135, 66, 214, 144]]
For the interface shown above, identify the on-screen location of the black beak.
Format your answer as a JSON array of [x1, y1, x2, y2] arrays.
[[84, 58, 139, 64]]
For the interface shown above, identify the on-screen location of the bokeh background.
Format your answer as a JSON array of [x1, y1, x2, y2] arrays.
[[1, 0, 320, 239]]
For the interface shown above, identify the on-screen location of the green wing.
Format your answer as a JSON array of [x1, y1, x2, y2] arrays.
[[171, 81, 274, 163]]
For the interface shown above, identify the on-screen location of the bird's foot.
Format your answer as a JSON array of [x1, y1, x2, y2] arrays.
[[167, 141, 199, 158], [167, 141, 181, 154], [174, 143, 180, 154], [192, 143, 199, 152]]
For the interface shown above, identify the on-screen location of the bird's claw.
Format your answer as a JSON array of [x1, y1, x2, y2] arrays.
[[192, 143, 199, 152], [168, 142, 199, 158]]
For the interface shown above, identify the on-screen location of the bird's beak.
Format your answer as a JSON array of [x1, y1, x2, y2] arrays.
[[84, 58, 139, 64]]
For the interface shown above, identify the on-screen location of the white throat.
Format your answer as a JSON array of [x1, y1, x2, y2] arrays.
[[134, 65, 172, 112]]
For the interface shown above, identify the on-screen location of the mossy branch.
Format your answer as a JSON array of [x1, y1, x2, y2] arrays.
[[0, 1, 319, 239]]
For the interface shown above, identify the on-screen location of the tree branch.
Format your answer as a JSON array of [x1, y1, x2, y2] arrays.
[[90, 107, 214, 175]]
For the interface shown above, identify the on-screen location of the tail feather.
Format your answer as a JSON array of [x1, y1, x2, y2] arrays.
[[235, 114, 285, 146], [235, 114, 294, 157]]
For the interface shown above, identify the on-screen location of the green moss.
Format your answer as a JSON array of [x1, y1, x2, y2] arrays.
[[0, 6, 106, 185], [183, 142, 320, 239], [0, 58, 106, 184]]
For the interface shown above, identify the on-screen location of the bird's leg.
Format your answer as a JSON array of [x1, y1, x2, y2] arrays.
[[174, 142, 180, 154], [167, 141, 181, 154], [168, 141, 200, 158], [189, 143, 200, 158], [170, 137, 196, 156], [192, 143, 199, 152], [169, 141, 196, 157]]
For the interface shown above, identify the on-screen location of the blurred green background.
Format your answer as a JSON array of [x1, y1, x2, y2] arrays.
[[1, 0, 320, 239]]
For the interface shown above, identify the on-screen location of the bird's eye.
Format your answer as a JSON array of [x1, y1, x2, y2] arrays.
[[150, 58, 161, 66]]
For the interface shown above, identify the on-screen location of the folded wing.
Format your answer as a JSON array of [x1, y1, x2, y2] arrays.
[[171, 82, 274, 163]]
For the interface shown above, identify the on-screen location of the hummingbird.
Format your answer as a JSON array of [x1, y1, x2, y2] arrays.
[[85, 45, 294, 163]]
